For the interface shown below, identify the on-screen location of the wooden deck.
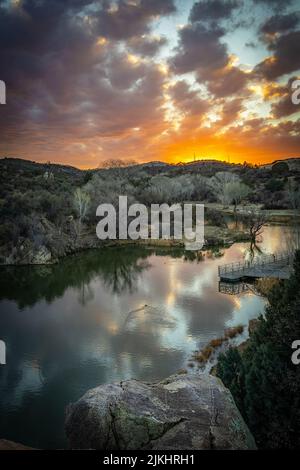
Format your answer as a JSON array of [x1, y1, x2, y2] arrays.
[[218, 252, 294, 282]]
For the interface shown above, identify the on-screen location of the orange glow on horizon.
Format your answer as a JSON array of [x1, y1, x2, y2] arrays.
[[74, 152, 299, 170]]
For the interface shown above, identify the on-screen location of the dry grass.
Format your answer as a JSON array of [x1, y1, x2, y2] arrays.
[[192, 324, 244, 364], [224, 325, 244, 339], [255, 278, 280, 296], [193, 352, 205, 363], [209, 338, 224, 348], [177, 368, 188, 375]]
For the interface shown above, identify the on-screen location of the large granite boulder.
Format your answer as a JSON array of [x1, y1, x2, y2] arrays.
[[65, 373, 256, 450], [0, 439, 35, 450]]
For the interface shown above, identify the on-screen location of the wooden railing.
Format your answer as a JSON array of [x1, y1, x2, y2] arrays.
[[218, 251, 294, 277]]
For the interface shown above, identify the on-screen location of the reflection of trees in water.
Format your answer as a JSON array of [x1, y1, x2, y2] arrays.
[[245, 224, 300, 262], [183, 250, 200, 262], [99, 254, 150, 295], [0, 247, 188, 308], [284, 223, 300, 254], [78, 282, 94, 306], [0, 248, 152, 307], [246, 241, 263, 262]]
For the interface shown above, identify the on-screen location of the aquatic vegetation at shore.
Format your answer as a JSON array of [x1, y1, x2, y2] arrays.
[[254, 278, 280, 297], [192, 325, 244, 364], [225, 325, 244, 339]]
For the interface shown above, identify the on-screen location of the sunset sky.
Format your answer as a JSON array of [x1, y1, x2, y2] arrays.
[[0, 0, 300, 168]]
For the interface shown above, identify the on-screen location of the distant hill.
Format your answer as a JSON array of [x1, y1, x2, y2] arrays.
[[140, 161, 172, 167], [0, 157, 83, 176], [0, 156, 244, 181], [1, 155, 299, 175], [260, 158, 300, 171]]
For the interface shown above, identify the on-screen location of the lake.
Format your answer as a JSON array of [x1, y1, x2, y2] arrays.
[[0, 224, 296, 448]]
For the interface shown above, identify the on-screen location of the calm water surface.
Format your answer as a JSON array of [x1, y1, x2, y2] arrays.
[[0, 225, 295, 448]]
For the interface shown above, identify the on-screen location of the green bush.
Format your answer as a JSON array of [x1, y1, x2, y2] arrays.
[[265, 178, 285, 192]]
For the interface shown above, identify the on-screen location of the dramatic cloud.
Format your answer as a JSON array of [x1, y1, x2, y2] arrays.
[[127, 35, 168, 57], [95, 0, 176, 40], [254, 0, 293, 10], [0, 0, 299, 166], [255, 31, 300, 79], [270, 76, 300, 118], [260, 13, 300, 35], [0, 0, 176, 166], [219, 97, 245, 126], [169, 80, 210, 119], [170, 23, 228, 76], [189, 0, 240, 23], [170, 18, 249, 99], [203, 64, 249, 98]]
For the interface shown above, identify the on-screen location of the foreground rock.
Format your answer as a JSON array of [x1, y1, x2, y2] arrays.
[[65, 373, 256, 450], [0, 439, 35, 450]]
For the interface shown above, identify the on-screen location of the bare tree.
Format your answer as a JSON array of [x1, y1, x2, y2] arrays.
[[242, 210, 267, 244], [99, 159, 137, 178], [209, 172, 239, 206], [191, 174, 211, 201], [226, 181, 250, 221], [142, 176, 176, 204], [227, 182, 250, 209], [73, 188, 90, 240]]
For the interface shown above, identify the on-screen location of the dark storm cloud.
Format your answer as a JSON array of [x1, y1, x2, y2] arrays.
[[189, 0, 240, 23], [105, 50, 161, 90], [255, 30, 300, 79], [219, 97, 245, 126], [169, 0, 251, 98], [169, 80, 210, 116], [0, 0, 96, 87], [0, 2, 88, 122], [205, 66, 249, 98], [95, 0, 176, 40], [0, 0, 93, 49], [0, 0, 299, 165], [253, 0, 293, 10], [260, 13, 300, 35], [127, 35, 168, 57], [169, 16, 249, 99], [0, 0, 176, 163], [272, 94, 300, 118], [0, 0, 176, 82], [271, 76, 300, 118], [170, 23, 228, 75]]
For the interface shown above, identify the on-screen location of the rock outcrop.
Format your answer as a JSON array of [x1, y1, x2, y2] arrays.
[[65, 373, 256, 450], [0, 439, 35, 450]]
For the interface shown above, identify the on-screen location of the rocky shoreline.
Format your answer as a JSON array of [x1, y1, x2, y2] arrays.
[[0, 223, 250, 266]]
